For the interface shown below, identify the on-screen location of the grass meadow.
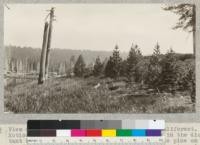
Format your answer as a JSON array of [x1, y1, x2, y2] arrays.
[[4, 77, 195, 113]]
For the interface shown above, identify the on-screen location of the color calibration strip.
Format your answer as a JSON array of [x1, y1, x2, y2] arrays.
[[27, 120, 164, 137], [28, 129, 162, 137]]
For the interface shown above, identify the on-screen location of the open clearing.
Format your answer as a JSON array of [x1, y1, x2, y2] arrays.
[[4, 77, 194, 113]]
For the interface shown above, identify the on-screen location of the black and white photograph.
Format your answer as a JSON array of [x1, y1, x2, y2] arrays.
[[4, 4, 195, 113]]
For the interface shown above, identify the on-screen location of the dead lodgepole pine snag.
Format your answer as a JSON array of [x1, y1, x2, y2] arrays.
[[45, 7, 55, 79], [38, 22, 49, 84]]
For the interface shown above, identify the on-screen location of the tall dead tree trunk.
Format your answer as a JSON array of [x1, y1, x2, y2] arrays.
[[193, 5, 196, 55], [45, 7, 54, 79], [38, 22, 49, 84]]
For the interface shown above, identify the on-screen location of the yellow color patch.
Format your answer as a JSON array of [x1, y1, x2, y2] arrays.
[[102, 129, 116, 137]]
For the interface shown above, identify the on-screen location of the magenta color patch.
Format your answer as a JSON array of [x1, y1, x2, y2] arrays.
[[71, 129, 86, 137]]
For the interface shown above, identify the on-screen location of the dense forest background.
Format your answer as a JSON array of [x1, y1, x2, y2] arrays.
[[5, 45, 194, 75], [5, 45, 127, 75]]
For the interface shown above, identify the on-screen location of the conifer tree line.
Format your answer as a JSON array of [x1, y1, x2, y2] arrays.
[[73, 43, 195, 102]]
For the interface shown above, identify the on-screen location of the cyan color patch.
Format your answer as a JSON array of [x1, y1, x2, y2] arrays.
[[132, 129, 146, 136]]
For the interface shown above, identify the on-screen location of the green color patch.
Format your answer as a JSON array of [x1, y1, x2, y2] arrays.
[[116, 129, 132, 137]]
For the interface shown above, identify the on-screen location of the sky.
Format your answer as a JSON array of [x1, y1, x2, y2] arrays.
[[4, 4, 193, 55]]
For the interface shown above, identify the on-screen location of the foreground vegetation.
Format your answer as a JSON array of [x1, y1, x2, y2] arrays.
[[4, 77, 194, 113]]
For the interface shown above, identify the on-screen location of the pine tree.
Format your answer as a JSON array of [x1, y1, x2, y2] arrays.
[[102, 58, 108, 74], [104, 56, 114, 78], [163, 4, 195, 54], [160, 48, 178, 92], [163, 4, 195, 33], [59, 63, 65, 75], [136, 58, 149, 85], [69, 55, 76, 77], [126, 44, 142, 82], [93, 56, 103, 76], [176, 60, 195, 103], [74, 55, 86, 77], [187, 68, 195, 103], [104, 45, 122, 79], [134, 46, 143, 82], [120, 60, 127, 77], [152, 43, 161, 63], [70, 55, 76, 67], [146, 43, 162, 88], [112, 45, 122, 78]]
